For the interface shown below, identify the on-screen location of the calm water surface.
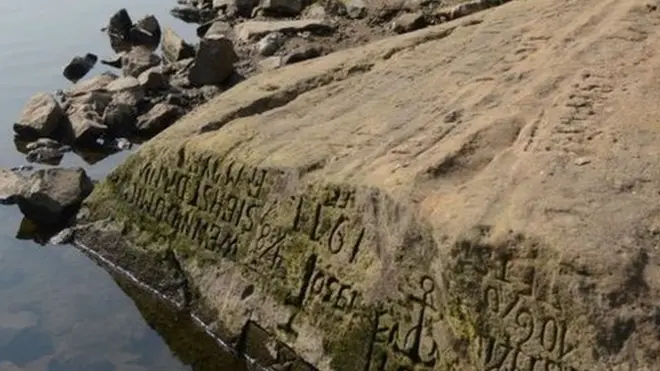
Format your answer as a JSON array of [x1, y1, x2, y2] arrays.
[[0, 1, 246, 370]]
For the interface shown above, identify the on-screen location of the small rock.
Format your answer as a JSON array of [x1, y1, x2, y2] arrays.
[[9, 165, 33, 173], [188, 35, 238, 86], [62, 53, 98, 83], [16, 167, 94, 226], [282, 45, 324, 65], [136, 103, 185, 136], [130, 14, 162, 50], [161, 28, 195, 64], [344, 0, 366, 19], [257, 32, 285, 56], [575, 157, 591, 166], [48, 227, 75, 245], [100, 53, 124, 69], [0, 169, 27, 205], [214, 0, 258, 16], [64, 72, 118, 97], [106, 9, 134, 53], [234, 20, 333, 42], [63, 91, 113, 116], [138, 67, 168, 91], [162, 57, 195, 76], [26, 147, 65, 165], [14, 93, 64, 140], [391, 12, 427, 33], [258, 56, 283, 71], [121, 46, 161, 78], [106, 76, 142, 93], [26, 138, 60, 151], [259, 0, 303, 15]]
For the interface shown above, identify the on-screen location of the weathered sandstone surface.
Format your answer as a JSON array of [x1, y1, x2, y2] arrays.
[[76, 0, 660, 369]]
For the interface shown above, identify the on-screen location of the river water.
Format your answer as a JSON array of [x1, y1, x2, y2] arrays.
[[0, 1, 246, 370]]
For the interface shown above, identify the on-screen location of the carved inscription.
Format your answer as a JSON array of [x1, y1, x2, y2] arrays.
[[292, 188, 365, 264], [364, 276, 442, 371], [454, 247, 581, 371], [117, 149, 274, 259]]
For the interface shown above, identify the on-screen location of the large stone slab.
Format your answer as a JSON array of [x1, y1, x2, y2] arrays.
[[76, 0, 660, 370]]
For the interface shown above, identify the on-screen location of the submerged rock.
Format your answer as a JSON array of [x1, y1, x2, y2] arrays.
[[17, 167, 93, 226], [13, 93, 64, 140], [62, 53, 98, 83]]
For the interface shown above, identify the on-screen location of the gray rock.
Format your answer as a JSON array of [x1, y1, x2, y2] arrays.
[[391, 12, 427, 33], [130, 15, 161, 50], [25, 138, 60, 151], [345, 0, 367, 18], [213, 0, 257, 17], [259, 0, 303, 15], [234, 20, 333, 42], [136, 103, 185, 135], [121, 46, 161, 77], [161, 28, 195, 64], [188, 35, 237, 86], [63, 107, 108, 145], [63, 91, 113, 116], [257, 32, 285, 56], [16, 167, 94, 226], [102, 100, 138, 135], [26, 147, 65, 165], [106, 76, 141, 93], [282, 45, 325, 65], [304, 4, 327, 19], [106, 77, 146, 105], [64, 72, 118, 97], [106, 9, 133, 53], [138, 67, 168, 91], [0, 169, 27, 205], [62, 53, 98, 83], [200, 20, 232, 38], [13, 93, 64, 140]]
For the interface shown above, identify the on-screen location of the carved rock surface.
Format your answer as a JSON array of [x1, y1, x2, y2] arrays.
[[77, 0, 660, 370]]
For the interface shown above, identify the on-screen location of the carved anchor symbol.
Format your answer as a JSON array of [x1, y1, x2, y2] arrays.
[[392, 276, 440, 367]]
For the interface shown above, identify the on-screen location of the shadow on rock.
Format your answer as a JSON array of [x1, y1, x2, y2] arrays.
[[100, 265, 251, 371]]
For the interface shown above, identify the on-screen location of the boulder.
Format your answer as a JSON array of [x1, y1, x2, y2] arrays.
[[161, 28, 195, 64], [234, 20, 333, 42], [102, 100, 138, 136], [78, 1, 660, 370], [63, 106, 108, 145], [259, 0, 303, 15], [0, 169, 27, 205], [188, 35, 237, 86], [13, 93, 64, 140], [121, 46, 161, 78], [138, 67, 168, 91], [130, 14, 161, 50], [106, 8, 133, 53], [198, 20, 232, 38], [63, 72, 118, 97], [16, 168, 93, 226], [62, 91, 113, 116], [26, 146, 67, 165], [62, 53, 98, 83], [25, 138, 60, 151], [256, 32, 285, 56], [136, 103, 185, 136]]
